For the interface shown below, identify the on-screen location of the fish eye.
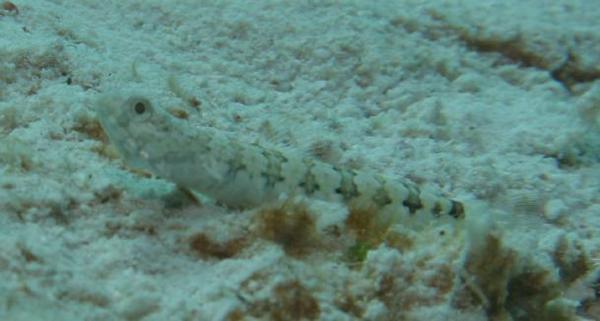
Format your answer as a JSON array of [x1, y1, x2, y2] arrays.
[[125, 97, 153, 116], [134, 101, 146, 114]]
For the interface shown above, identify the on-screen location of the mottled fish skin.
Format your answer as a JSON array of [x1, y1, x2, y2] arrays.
[[96, 94, 464, 225]]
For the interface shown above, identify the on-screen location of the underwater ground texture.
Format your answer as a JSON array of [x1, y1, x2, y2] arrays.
[[0, 1, 599, 321]]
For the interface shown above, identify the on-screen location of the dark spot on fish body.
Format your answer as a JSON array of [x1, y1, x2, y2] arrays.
[[300, 160, 320, 195], [432, 202, 443, 217], [448, 200, 465, 219], [402, 194, 423, 214], [335, 169, 359, 202], [371, 189, 392, 207]]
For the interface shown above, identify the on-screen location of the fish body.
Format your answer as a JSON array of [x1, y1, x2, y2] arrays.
[[96, 94, 464, 226]]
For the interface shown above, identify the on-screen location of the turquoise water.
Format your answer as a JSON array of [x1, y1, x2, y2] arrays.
[[0, 1, 598, 320]]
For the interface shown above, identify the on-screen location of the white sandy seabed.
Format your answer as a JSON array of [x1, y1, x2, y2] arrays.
[[0, 1, 599, 321]]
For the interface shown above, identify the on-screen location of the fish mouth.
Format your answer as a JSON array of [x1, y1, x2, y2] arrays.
[[94, 93, 138, 161], [95, 94, 129, 130]]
